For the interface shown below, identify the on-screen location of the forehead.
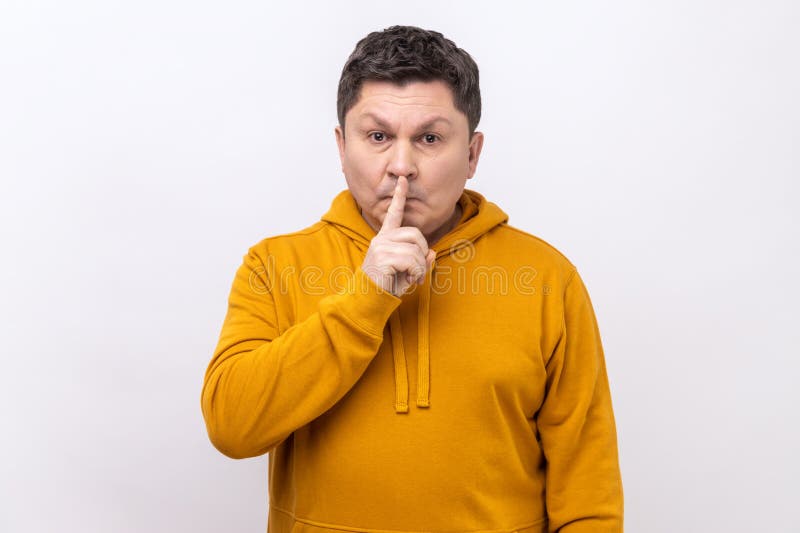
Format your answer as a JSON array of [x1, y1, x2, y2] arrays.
[[349, 79, 460, 124]]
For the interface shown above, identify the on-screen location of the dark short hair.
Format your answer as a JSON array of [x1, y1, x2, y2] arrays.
[[337, 25, 481, 138]]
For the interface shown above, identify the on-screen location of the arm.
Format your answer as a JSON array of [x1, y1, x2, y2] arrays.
[[200, 245, 401, 459], [537, 269, 624, 532]]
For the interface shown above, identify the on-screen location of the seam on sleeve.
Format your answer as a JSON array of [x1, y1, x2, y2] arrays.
[[563, 267, 578, 300], [250, 243, 281, 334]]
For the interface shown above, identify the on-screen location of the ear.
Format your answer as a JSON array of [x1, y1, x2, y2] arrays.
[[466, 131, 484, 179], [334, 125, 346, 170]]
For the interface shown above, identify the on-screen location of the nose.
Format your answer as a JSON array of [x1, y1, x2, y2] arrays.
[[386, 139, 417, 181]]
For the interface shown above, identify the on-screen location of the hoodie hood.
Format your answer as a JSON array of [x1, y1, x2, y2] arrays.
[[320, 188, 509, 413]]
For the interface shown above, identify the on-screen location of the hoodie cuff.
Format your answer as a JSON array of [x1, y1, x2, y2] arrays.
[[334, 266, 402, 337]]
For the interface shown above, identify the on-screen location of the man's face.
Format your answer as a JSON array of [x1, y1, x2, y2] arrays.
[[335, 79, 484, 244]]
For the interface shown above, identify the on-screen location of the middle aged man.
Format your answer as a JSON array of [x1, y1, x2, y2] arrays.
[[202, 25, 624, 533]]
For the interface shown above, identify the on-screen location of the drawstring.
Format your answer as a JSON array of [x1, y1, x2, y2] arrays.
[[416, 270, 431, 408], [389, 311, 408, 413], [389, 260, 434, 413]]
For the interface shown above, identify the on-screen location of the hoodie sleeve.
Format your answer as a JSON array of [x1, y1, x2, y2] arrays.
[[536, 269, 624, 532], [201, 244, 402, 459]]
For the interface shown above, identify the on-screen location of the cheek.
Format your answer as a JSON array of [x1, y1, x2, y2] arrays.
[[423, 156, 468, 209], [428, 148, 466, 174], [346, 150, 384, 184], [424, 154, 467, 190]]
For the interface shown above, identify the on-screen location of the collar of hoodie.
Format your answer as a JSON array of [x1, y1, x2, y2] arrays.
[[320, 187, 509, 413]]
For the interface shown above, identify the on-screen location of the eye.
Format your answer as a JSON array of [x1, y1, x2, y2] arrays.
[[369, 132, 386, 142], [422, 134, 439, 144]]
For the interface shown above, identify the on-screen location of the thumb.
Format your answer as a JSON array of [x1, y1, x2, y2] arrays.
[[426, 250, 436, 271]]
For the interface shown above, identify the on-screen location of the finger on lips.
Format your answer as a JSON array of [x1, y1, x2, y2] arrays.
[[376, 175, 438, 290], [380, 175, 407, 233]]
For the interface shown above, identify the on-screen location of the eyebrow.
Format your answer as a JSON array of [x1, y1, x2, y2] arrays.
[[357, 112, 452, 131]]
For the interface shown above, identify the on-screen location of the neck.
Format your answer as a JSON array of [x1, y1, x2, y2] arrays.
[[425, 201, 463, 247]]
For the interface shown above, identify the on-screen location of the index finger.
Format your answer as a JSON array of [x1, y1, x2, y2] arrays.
[[379, 176, 407, 233]]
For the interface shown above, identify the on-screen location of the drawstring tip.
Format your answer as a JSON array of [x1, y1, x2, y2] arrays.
[[394, 402, 409, 413]]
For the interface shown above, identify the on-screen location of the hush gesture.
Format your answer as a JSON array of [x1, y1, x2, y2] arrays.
[[361, 176, 437, 297]]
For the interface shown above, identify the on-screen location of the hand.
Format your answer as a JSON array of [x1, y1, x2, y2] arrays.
[[361, 176, 436, 297]]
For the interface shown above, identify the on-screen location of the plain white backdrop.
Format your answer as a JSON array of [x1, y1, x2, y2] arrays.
[[1, 1, 798, 531]]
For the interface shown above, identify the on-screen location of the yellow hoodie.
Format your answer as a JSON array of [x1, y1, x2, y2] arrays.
[[201, 188, 624, 533]]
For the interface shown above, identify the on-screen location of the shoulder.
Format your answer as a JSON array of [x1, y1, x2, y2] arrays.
[[489, 222, 577, 277], [245, 221, 331, 257]]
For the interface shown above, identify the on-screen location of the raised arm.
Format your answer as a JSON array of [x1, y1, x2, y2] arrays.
[[537, 269, 624, 532], [200, 245, 401, 459]]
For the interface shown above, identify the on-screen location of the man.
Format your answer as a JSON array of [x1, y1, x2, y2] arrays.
[[201, 25, 624, 533]]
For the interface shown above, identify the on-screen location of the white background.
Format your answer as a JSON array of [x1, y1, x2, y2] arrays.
[[1, 1, 798, 532]]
